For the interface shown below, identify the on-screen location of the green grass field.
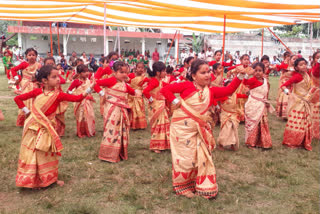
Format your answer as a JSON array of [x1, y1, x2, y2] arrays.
[[0, 68, 319, 214]]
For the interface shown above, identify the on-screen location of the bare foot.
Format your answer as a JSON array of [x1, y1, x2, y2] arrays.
[[32, 187, 41, 190], [154, 150, 161, 153], [182, 191, 195, 198], [57, 180, 64, 186]]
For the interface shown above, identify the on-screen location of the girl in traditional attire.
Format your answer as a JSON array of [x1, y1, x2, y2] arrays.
[[175, 57, 194, 82], [276, 54, 297, 119], [208, 51, 233, 68], [143, 62, 170, 153], [243, 63, 274, 149], [94, 61, 140, 163], [281, 58, 313, 151], [309, 52, 320, 140], [211, 63, 224, 87], [161, 59, 248, 199], [14, 65, 94, 188], [127, 62, 149, 130], [67, 64, 96, 138], [11, 48, 41, 127], [43, 57, 68, 136], [95, 56, 114, 116]]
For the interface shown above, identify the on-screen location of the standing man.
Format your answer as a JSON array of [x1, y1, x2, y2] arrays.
[[206, 47, 214, 62], [180, 49, 188, 65], [69, 51, 78, 67], [188, 48, 195, 57], [152, 48, 160, 63]]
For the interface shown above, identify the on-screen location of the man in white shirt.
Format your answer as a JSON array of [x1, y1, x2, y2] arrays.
[[180, 49, 188, 64], [188, 48, 195, 57], [206, 47, 214, 62]]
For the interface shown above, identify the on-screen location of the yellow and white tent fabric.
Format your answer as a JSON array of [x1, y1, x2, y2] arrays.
[[0, 0, 319, 33]]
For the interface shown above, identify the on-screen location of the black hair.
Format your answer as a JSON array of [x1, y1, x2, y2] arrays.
[[166, 66, 174, 74], [44, 57, 56, 65], [25, 48, 38, 56], [294, 58, 307, 71], [107, 51, 118, 62], [35, 65, 56, 82], [312, 51, 320, 61], [76, 58, 83, 65], [113, 61, 127, 72], [212, 63, 221, 71], [8, 64, 14, 69], [184, 56, 194, 65], [214, 50, 222, 56], [252, 62, 265, 73], [77, 64, 88, 73], [283, 51, 291, 58], [186, 59, 208, 81], [136, 61, 144, 68], [240, 54, 250, 61], [260, 55, 270, 62], [147, 61, 166, 77]]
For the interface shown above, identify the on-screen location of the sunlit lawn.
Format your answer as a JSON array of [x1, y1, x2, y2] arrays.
[[0, 67, 319, 214]]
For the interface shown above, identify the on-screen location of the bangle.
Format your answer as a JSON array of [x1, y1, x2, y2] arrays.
[[86, 87, 92, 94], [283, 88, 289, 94], [67, 90, 73, 94], [149, 97, 153, 102], [14, 76, 19, 81], [99, 90, 105, 97], [22, 107, 30, 114], [172, 98, 180, 105], [237, 73, 245, 80]]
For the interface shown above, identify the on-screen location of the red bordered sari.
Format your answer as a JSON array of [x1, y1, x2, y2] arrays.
[[99, 82, 131, 163], [73, 79, 95, 138], [128, 75, 147, 129], [148, 80, 170, 151], [276, 70, 293, 119], [282, 72, 313, 150], [170, 87, 218, 199], [16, 90, 63, 188], [16, 62, 40, 126], [245, 78, 273, 148]]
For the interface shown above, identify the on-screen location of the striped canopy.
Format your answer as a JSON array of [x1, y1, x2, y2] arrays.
[[0, 0, 319, 33]]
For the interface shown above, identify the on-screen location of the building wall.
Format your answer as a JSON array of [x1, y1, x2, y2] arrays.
[[21, 34, 169, 60]]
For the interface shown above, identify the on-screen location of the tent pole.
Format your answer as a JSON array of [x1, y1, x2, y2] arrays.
[[103, 3, 106, 56], [57, 22, 61, 56], [50, 22, 53, 57], [267, 28, 292, 54], [261, 28, 264, 59], [164, 30, 177, 64], [117, 27, 120, 56], [176, 31, 180, 65], [221, 15, 226, 77]]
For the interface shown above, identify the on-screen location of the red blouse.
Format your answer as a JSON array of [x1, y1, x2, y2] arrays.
[[14, 88, 85, 116], [59, 75, 66, 84], [276, 62, 288, 71], [67, 79, 86, 91], [94, 66, 113, 79], [209, 60, 233, 67], [243, 77, 263, 89], [127, 73, 149, 85], [280, 72, 303, 88], [11, 61, 29, 78], [311, 63, 320, 78], [211, 73, 216, 82], [160, 77, 242, 104], [94, 76, 135, 95], [142, 77, 160, 99]]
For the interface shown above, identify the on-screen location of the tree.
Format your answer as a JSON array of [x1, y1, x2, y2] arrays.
[[186, 33, 205, 54], [0, 20, 18, 46]]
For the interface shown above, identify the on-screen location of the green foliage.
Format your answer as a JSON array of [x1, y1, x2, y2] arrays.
[[186, 33, 205, 53], [0, 20, 18, 46], [274, 22, 320, 38]]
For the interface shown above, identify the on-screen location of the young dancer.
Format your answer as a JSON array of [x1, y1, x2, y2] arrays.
[[127, 62, 149, 130], [208, 51, 233, 67], [281, 58, 313, 151], [161, 59, 249, 199], [211, 63, 224, 87], [310, 52, 320, 140], [243, 63, 274, 149], [11, 48, 41, 127], [276, 55, 297, 119], [14, 65, 95, 188], [143, 62, 170, 153], [68, 64, 96, 138], [94, 61, 140, 163]]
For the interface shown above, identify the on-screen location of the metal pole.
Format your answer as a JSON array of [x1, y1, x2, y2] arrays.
[[50, 22, 53, 57], [103, 3, 106, 56], [261, 28, 264, 58], [221, 15, 226, 77], [176, 31, 180, 64], [57, 22, 61, 56], [267, 27, 293, 54], [164, 31, 177, 64]]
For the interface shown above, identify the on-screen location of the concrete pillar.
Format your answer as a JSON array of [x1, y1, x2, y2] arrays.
[[63, 34, 67, 56], [142, 38, 145, 56], [18, 33, 22, 48]]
